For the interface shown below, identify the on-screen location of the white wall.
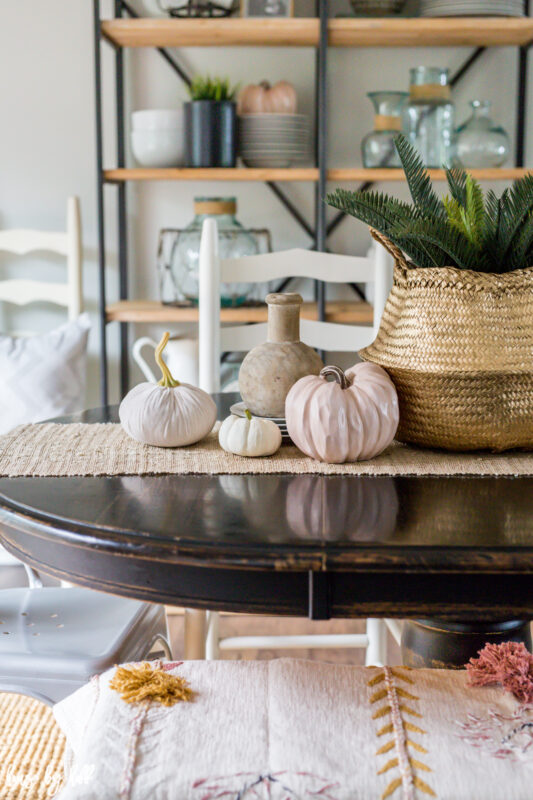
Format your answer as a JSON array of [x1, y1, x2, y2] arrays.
[[0, 0, 530, 405]]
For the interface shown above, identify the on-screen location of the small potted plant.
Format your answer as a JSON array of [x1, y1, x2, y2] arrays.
[[327, 135, 533, 452], [184, 75, 239, 168]]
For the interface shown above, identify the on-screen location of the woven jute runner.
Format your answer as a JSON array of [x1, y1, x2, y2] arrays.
[[0, 423, 532, 477]]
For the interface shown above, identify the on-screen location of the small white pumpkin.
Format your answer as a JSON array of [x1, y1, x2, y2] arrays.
[[120, 332, 216, 447], [219, 409, 282, 457]]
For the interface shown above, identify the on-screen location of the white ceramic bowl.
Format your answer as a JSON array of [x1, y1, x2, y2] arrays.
[[131, 109, 183, 131], [131, 129, 184, 167]]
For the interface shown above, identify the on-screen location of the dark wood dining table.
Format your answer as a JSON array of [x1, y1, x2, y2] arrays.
[[0, 395, 532, 668]]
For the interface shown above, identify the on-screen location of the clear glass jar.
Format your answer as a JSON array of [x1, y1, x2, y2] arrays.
[[452, 100, 510, 169], [171, 197, 259, 307], [406, 67, 455, 168], [361, 91, 408, 168]]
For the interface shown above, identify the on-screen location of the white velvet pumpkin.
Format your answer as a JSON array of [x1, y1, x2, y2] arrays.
[[285, 364, 399, 464], [219, 411, 281, 457], [120, 332, 216, 447], [238, 81, 297, 115]]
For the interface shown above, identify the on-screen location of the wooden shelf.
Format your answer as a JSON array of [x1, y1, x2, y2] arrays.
[[104, 167, 319, 182], [105, 167, 531, 183], [101, 18, 319, 47], [329, 167, 532, 181], [328, 17, 533, 47], [101, 17, 533, 49], [106, 299, 373, 325]]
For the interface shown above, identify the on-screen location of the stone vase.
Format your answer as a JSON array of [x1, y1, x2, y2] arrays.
[[238, 293, 324, 418]]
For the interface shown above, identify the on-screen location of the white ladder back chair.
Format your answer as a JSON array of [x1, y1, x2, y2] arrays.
[[198, 218, 393, 394], [192, 218, 397, 665], [0, 197, 82, 568], [0, 196, 82, 323]]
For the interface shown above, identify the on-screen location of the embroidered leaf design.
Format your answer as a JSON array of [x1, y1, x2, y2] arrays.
[[377, 757, 399, 775], [414, 776, 438, 797], [411, 758, 432, 772], [399, 703, 423, 718], [382, 776, 403, 799], [373, 704, 392, 720], [391, 668, 414, 685], [377, 722, 394, 736], [406, 739, 428, 754], [376, 740, 395, 755], [370, 667, 436, 800]]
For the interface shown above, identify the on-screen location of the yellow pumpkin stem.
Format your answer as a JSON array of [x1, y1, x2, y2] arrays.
[[155, 332, 180, 388], [244, 409, 253, 421]]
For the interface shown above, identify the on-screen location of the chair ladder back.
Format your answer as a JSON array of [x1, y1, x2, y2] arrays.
[[220, 248, 376, 286], [199, 219, 394, 392], [0, 197, 82, 321]]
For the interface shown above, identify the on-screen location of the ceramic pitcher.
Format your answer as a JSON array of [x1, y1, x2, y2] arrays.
[[132, 336, 199, 386]]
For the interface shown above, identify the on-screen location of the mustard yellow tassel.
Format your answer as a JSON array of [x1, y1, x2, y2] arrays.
[[109, 662, 194, 706]]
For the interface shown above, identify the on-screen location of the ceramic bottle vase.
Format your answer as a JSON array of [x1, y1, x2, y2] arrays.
[[239, 293, 324, 418]]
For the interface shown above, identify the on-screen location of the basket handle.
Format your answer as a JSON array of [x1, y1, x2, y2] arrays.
[[370, 229, 410, 271]]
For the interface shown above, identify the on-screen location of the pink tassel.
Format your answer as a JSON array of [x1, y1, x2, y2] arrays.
[[467, 642, 533, 704]]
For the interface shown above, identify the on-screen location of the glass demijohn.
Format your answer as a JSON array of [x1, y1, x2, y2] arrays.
[[170, 197, 258, 307], [406, 67, 455, 168], [452, 100, 510, 169], [361, 91, 408, 168]]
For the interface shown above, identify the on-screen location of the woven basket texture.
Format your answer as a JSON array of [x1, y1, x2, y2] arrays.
[[360, 231, 533, 451], [0, 693, 65, 799]]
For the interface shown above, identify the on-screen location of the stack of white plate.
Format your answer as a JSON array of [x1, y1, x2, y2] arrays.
[[420, 0, 524, 15], [239, 114, 311, 169]]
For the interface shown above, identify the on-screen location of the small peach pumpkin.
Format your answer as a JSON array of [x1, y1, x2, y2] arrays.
[[285, 364, 399, 464], [238, 81, 297, 115]]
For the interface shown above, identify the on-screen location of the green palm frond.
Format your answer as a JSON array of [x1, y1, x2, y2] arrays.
[[389, 217, 484, 271], [325, 137, 533, 273], [443, 195, 464, 235], [446, 167, 468, 207], [326, 188, 415, 233], [497, 173, 533, 260], [507, 210, 533, 271], [394, 135, 445, 221]]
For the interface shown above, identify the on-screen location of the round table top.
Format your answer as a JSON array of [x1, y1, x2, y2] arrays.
[[1, 399, 533, 618]]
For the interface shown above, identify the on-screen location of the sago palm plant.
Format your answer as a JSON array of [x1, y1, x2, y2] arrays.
[[326, 135, 533, 274]]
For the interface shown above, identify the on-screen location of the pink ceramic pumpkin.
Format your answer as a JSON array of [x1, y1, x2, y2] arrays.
[[285, 364, 399, 464], [238, 81, 297, 115]]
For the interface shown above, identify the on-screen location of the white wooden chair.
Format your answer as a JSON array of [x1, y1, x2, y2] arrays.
[[189, 217, 398, 664], [0, 197, 82, 568], [0, 196, 82, 327]]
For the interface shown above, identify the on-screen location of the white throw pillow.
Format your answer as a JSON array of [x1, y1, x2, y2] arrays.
[[0, 313, 90, 434], [53, 658, 533, 800]]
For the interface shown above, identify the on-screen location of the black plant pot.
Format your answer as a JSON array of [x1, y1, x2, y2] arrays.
[[184, 100, 237, 168]]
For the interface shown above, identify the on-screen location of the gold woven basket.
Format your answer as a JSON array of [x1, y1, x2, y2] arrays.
[[359, 231, 533, 451]]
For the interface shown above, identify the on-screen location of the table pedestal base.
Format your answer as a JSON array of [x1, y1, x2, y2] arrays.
[[401, 619, 532, 669]]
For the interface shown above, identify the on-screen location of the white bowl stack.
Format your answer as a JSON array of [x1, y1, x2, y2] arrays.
[[131, 109, 184, 168], [420, 0, 523, 15], [239, 114, 311, 168]]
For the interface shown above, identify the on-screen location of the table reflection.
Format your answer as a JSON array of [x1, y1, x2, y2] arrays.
[[219, 474, 399, 543]]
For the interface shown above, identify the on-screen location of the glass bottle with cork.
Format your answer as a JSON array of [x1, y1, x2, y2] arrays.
[[361, 91, 408, 169], [406, 67, 455, 168]]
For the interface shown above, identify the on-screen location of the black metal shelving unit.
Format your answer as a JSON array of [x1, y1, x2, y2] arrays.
[[93, 0, 531, 406]]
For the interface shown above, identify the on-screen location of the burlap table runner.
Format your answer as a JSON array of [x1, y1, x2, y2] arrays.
[[0, 422, 532, 477]]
